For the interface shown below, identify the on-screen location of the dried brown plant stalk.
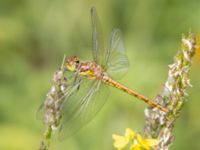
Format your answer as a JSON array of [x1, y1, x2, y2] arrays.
[[38, 57, 67, 150], [144, 33, 196, 150]]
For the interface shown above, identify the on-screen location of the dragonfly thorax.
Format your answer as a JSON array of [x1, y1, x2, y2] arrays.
[[65, 56, 105, 80], [78, 61, 105, 80]]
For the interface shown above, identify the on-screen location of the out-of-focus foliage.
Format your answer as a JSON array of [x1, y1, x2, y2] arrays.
[[0, 0, 200, 150]]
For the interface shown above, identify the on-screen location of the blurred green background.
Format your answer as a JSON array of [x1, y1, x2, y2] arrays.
[[0, 0, 200, 150]]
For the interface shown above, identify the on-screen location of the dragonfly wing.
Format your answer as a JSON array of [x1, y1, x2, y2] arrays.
[[91, 7, 106, 65], [58, 79, 109, 140], [106, 28, 129, 79], [36, 102, 45, 121]]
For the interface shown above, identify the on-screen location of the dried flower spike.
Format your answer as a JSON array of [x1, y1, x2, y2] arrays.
[[38, 56, 68, 150], [144, 33, 196, 150]]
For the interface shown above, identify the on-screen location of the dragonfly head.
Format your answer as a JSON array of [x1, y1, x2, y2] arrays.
[[65, 56, 80, 72]]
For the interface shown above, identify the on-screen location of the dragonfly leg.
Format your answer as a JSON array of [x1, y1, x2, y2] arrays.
[[73, 72, 82, 90]]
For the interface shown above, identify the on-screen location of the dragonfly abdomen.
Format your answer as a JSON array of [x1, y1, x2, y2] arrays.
[[102, 75, 168, 112]]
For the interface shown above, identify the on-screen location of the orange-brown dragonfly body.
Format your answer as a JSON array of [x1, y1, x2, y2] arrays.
[[65, 56, 168, 112]]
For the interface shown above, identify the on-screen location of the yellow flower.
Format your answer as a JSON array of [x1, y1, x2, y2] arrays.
[[112, 134, 129, 150], [112, 128, 158, 150], [130, 144, 141, 150], [125, 128, 136, 140], [131, 134, 158, 150]]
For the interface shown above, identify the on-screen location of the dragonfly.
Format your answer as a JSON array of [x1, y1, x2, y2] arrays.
[[38, 7, 168, 140]]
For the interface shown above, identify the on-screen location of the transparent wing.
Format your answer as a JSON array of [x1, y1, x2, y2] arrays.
[[106, 28, 129, 79], [58, 79, 109, 140], [91, 7, 106, 66], [36, 102, 45, 121]]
